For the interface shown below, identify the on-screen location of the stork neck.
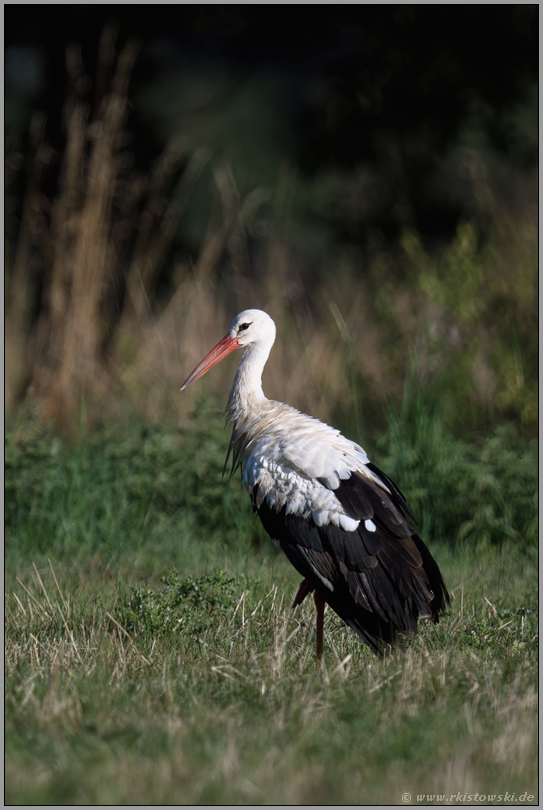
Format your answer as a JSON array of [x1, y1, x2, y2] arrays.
[[227, 340, 271, 425]]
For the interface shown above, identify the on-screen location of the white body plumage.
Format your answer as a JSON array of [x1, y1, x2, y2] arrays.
[[231, 400, 382, 533]]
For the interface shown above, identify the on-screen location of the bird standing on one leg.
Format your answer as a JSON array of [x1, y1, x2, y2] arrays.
[[181, 309, 449, 660]]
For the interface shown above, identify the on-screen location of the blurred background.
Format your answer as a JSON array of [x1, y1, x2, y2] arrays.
[[5, 5, 538, 439]]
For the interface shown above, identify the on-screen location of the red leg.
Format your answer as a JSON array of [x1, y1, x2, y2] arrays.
[[292, 577, 313, 608], [314, 591, 326, 662]]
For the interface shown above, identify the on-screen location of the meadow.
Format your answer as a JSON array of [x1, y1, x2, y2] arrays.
[[5, 396, 538, 805], [5, 31, 538, 805]]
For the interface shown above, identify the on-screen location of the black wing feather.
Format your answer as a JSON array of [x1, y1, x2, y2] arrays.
[[365, 461, 418, 523], [255, 467, 449, 656]]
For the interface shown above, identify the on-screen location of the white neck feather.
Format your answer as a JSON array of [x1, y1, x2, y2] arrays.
[[226, 336, 274, 426]]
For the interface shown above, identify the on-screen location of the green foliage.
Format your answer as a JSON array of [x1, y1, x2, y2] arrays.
[[375, 369, 538, 549], [6, 382, 537, 598], [118, 570, 253, 640], [401, 217, 538, 433], [5, 402, 269, 584], [455, 605, 537, 657]]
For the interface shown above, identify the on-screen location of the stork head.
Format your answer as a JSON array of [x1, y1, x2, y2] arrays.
[[181, 309, 276, 390], [227, 309, 276, 347]]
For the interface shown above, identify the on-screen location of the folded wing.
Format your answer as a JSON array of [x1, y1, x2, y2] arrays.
[[253, 462, 449, 655]]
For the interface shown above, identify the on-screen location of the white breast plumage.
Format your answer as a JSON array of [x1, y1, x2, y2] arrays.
[[232, 401, 387, 532]]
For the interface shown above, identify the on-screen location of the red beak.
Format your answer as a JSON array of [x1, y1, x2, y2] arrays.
[[180, 334, 241, 390]]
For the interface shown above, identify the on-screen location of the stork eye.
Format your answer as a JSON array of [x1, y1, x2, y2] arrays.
[[238, 322, 251, 332]]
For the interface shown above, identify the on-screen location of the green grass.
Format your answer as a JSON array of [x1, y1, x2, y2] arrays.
[[377, 369, 538, 548], [5, 407, 538, 805]]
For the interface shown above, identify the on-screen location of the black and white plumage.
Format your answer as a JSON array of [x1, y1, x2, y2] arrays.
[[181, 309, 449, 658]]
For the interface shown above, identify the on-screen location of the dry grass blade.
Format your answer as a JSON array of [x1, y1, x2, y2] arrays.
[[105, 611, 151, 665], [48, 559, 68, 612], [15, 577, 52, 619]]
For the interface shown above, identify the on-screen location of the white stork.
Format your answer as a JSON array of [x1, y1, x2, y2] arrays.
[[181, 309, 449, 659]]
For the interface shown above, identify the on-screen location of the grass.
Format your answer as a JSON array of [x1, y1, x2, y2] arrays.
[[5, 405, 538, 805], [5, 552, 538, 805]]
